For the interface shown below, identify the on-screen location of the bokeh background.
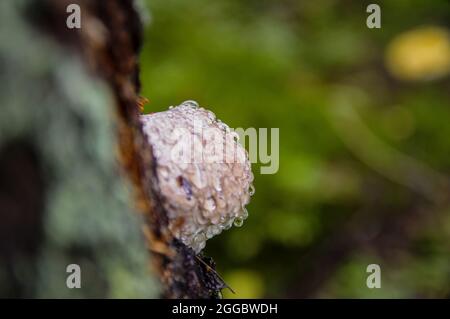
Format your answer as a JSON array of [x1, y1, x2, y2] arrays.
[[140, 0, 450, 298]]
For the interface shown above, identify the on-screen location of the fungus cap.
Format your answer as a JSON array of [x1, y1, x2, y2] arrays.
[[140, 101, 254, 253]]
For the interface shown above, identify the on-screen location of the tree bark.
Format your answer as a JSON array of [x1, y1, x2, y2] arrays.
[[0, 0, 222, 298]]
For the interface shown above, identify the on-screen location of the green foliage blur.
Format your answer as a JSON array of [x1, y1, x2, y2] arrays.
[[140, 0, 450, 298]]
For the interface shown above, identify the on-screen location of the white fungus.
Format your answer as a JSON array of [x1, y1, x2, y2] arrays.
[[140, 101, 254, 253]]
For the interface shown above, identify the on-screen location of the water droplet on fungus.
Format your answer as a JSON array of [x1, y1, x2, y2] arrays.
[[140, 100, 254, 253]]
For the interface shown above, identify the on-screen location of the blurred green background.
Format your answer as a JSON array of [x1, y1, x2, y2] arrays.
[[140, 0, 450, 298]]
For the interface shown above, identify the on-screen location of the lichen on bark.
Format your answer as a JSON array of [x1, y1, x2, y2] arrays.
[[0, 0, 227, 299], [0, 1, 157, 298]]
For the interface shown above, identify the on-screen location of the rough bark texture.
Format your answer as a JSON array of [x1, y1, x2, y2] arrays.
[[0, 0, 222, 298]]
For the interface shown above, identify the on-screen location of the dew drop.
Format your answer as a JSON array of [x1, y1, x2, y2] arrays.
[[249, 184, 255, 196], [207, 111, 216, 121], [204, 197, 216, 212], [223, 221, 233, 230], [182, 100, 199, 108], [241, 207, 249, 220], [212, 226, 221, 235], [206, 228, 214, 239], [159, 166, 169, 179], [169, 105, 174, 109], [213, 178, 222, 192], [218, 122, 230, 132], [191, 165, 207, 188], [216, 196, 227, 208], [193, 233, 206, 245], [233, 217, 244, 227]]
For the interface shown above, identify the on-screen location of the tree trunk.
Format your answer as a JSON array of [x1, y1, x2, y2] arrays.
[[0, 0, 222, 298]]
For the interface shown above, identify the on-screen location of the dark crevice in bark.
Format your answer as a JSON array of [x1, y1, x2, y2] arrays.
[[0, 140, 45, 298]]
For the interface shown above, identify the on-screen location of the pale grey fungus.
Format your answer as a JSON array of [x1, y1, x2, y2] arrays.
[[140, 101, 254, 253]]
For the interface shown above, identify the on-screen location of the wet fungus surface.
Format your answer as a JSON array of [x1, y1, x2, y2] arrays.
[[141, 101, 254, 253]]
